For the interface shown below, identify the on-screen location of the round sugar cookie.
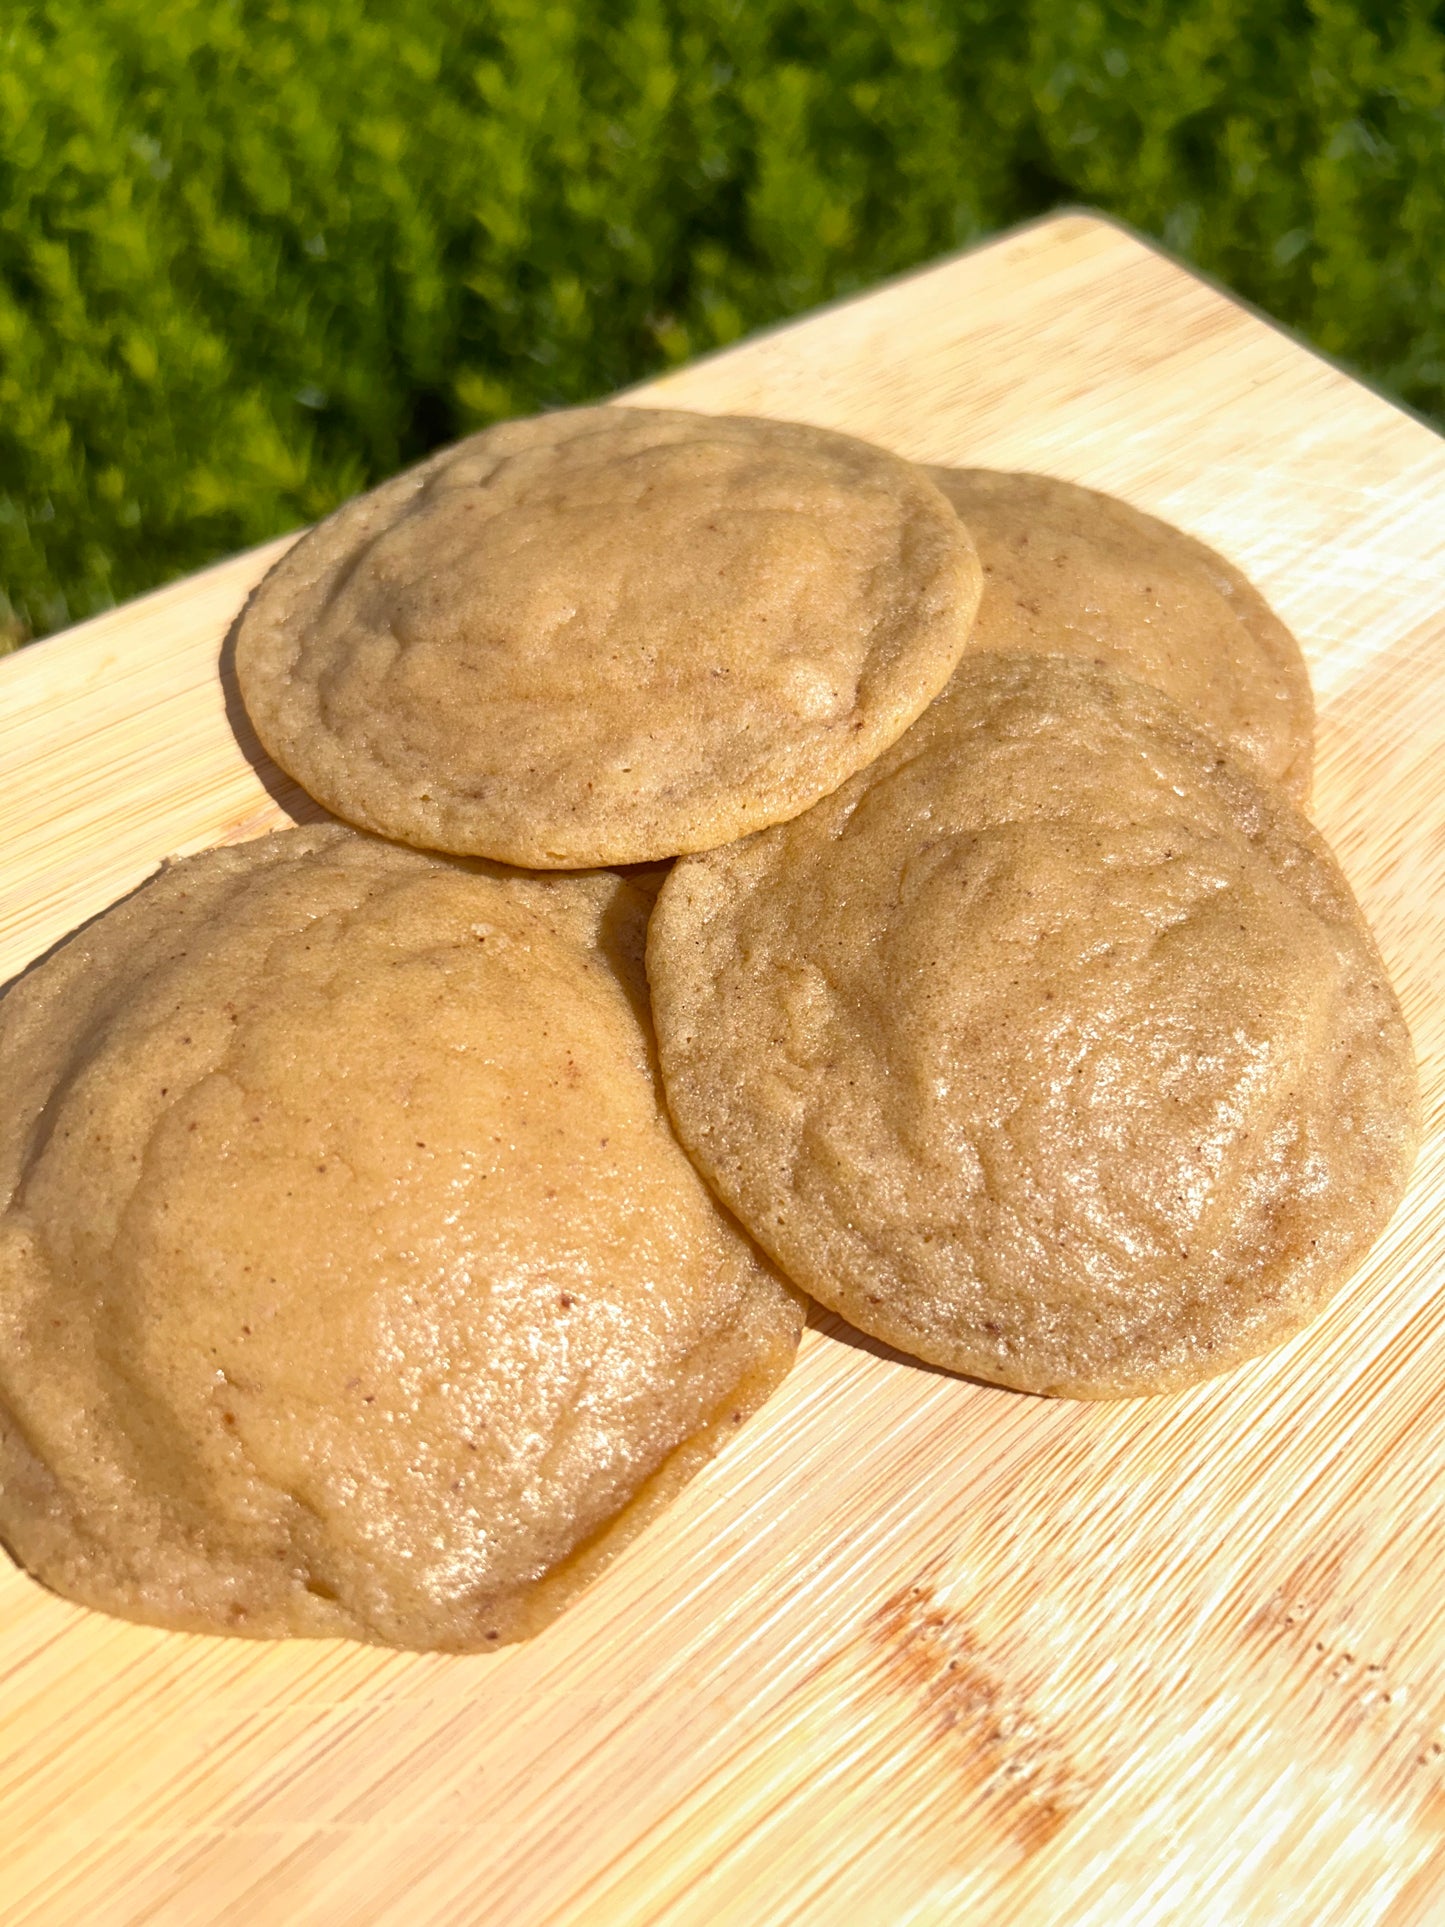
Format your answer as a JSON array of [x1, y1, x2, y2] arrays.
[[0, 827, 802, 1649], [927, 467, 1314, 800], [649, 655, 1418, 1399], [234, 408, 983, 867]]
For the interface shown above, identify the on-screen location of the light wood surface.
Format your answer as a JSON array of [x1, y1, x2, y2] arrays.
[[3, 211, 1444, 1927]]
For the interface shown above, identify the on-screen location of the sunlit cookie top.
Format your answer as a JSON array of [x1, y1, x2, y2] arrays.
[[928, 467, 1315, 802], [235, 407, 982, 866], [649, 654, 1417, 1399], [0, 827, 801, 1648]]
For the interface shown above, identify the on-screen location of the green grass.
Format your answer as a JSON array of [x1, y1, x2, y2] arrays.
[[3, 0, 1444, 646]]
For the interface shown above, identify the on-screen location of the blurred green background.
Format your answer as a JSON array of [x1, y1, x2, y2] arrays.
[[3, 0, 1443, 649]]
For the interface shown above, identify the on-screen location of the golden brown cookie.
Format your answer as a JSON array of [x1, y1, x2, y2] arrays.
[[0, 827, 801, 1648], [234, 408, 982, 867], [649, 655, 1418, 1399], [927, 468, 1314, 800]]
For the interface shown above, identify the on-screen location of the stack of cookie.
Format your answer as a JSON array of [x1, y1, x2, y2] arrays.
[[0, 407, 1419, 1652]]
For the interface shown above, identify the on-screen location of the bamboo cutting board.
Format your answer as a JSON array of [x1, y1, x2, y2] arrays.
[[2, 211, 1444, 1927]]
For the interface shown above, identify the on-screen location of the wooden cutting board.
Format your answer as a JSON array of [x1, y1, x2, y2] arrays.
[[2, 211, 1443, 1927]]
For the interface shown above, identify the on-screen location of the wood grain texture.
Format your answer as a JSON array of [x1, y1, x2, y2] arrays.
[[3, 211, 1444, 1926]]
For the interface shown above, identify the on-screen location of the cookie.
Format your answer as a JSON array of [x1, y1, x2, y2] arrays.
[[648, 655, 1417, 1398], [0, 827, 802, 1648], [927, 468, 1314, 800], [234, 408, 982, 867]]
